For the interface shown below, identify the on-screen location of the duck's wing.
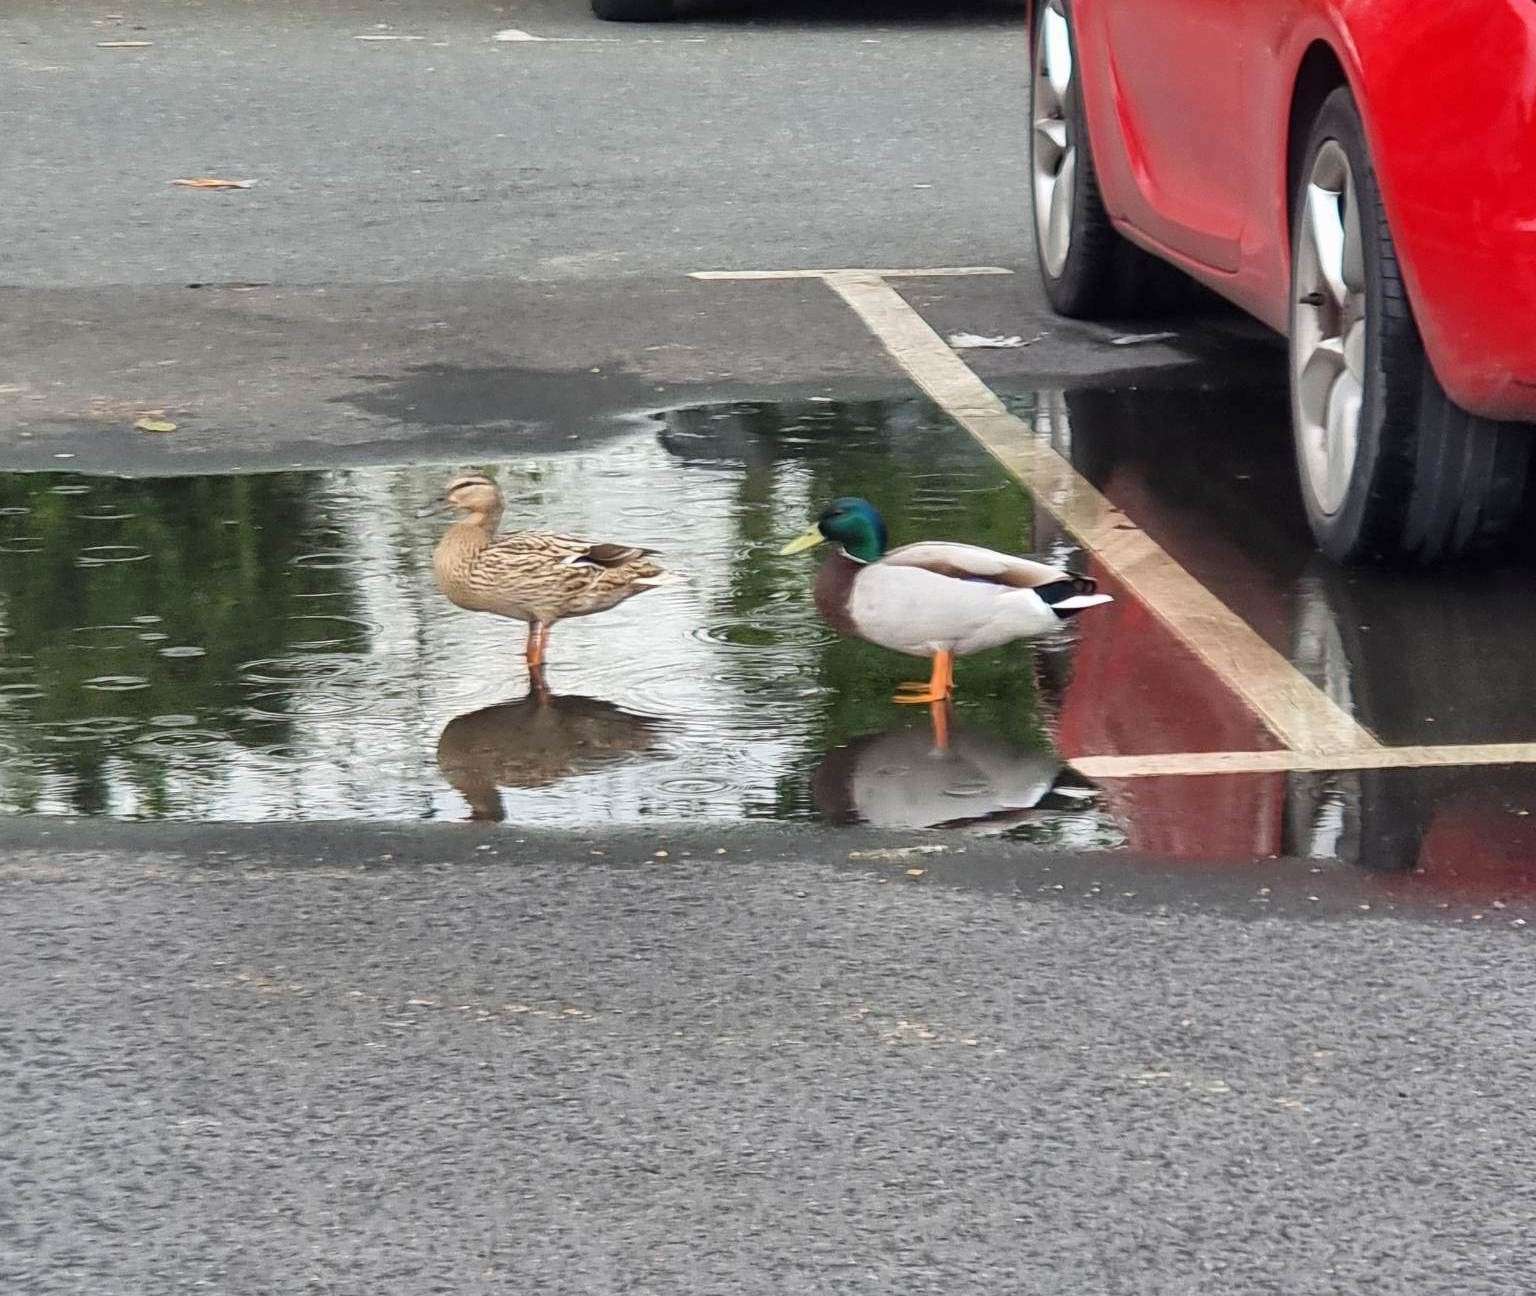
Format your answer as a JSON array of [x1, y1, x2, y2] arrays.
[[485, 532, 658, 569], [882, 541, 1096, 594]]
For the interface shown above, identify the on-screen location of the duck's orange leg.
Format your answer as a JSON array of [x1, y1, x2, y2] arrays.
[[893, 649, 954, 704], [526, 621, 549, 668], [928, 699, 952, 751]]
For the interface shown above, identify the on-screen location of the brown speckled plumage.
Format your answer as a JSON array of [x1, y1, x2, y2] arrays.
[[427, 475, 681, 649]]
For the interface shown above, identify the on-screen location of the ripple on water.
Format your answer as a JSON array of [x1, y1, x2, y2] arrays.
[[237, 655, 366, 687], [158, 646, 208, 659], [617, 503, 671, 522], [59, 716, 141, 738], [0, 538, 44, 555], [290, 550, 362, 571], [285, 614, 378, 651], [0, 506, 31, 516], [83, 675, 151, 692], [689, 622, 785, 650], [132, 729, 229, 754], [77, 545, 151, 568], [71, 624, 145, 650], [655, 776, 733, 797], [0, 683, 46, 702]]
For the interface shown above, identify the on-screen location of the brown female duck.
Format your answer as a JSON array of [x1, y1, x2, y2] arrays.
[[424, 473, 683, 667]]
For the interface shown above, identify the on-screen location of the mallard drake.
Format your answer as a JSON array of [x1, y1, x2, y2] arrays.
[[424, 473, 683, 667], [780, 497, 1111, 703]]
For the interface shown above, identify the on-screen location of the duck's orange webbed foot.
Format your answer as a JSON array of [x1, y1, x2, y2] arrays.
[[892, 650, 954, 705]]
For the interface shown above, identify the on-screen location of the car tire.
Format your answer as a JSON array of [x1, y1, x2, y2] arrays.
[[1289, 87, 1530, 564], [592, 0, 674, 19], [1028, 0, 1170, 318]]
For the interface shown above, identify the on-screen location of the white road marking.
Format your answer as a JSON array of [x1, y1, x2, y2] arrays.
[[1074, 744, 1536, 779], [693, 267, 1012, 281]]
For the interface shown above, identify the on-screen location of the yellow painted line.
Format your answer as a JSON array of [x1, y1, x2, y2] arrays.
[[1074, 744, 1536, 778], [691, 267, 1013, 281]]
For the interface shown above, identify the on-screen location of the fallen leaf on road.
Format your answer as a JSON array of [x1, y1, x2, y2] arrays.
[[134, 417, 177, 433], [171, 177, 253, 189], [905, 868, 927, 878]]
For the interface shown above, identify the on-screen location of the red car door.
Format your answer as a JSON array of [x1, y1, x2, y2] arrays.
[[1084, 0, 1263, 273]]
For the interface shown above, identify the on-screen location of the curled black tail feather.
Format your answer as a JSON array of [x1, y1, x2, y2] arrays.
[[1036, 573, 1097, 606]]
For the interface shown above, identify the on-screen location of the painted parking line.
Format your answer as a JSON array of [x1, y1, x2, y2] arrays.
[[694, 266, 1377, 760], [1072, 744, 1536, 779], [692, 268, 1014, 281]]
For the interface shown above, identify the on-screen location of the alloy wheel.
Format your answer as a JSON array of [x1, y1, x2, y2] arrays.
[[1032, 0, 1076, 278], [1291, 140, 1368, 517]]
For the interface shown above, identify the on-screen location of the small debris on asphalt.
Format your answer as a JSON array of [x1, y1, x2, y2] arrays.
[[171, 178, 253, 190], [493, 29, 545, 42], [847, 844, 947, 862], [947, 332, 1041, 349], [1108, 331, 1178, 346], [96, 41, 153, 48], [904, 868, 926, 878], [133, 416, 176, 433]]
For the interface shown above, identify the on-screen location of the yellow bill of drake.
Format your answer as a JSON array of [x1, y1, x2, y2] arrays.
[[779, 527, 826, 555]]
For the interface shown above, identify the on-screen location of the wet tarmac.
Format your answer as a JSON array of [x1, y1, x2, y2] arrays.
[[4, 381, 1536, 904]]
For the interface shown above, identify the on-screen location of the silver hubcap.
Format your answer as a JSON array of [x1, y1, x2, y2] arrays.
[[1291, 140, 1368, 517], [1032, 0, 1075, 278]]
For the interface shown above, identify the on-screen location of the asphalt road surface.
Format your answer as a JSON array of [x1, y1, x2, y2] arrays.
[[2, 3, 1534, 1294]]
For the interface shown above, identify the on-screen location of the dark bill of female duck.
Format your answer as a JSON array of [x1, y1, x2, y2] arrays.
[[780, 496, 1113, 704]]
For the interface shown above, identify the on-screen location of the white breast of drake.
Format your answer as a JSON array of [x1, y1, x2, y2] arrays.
[[846, 540, 1110, 658]]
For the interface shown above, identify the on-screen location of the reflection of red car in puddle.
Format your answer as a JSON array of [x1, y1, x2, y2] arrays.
[[1050, 555, 1289, 862], [1032, 397, 1536, 894]]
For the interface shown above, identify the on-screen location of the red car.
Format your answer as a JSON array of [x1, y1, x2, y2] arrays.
[[1028, 0, 1536, 563]]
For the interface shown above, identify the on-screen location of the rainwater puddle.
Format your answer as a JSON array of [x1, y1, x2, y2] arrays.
[[0, 398, 1123, 842]]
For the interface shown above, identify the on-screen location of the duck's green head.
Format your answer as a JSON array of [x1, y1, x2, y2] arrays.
[[780, 497, 889, 563]]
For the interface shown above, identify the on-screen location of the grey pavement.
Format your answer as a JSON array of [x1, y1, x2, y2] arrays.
[[3, 824, 1534, 1295]]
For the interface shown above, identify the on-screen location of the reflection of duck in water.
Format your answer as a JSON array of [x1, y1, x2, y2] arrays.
[[812, 708, 1098, 833], [435, 675, 664, 821], [781, 498, 1111, 704], [422, 474, 685, 672]]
